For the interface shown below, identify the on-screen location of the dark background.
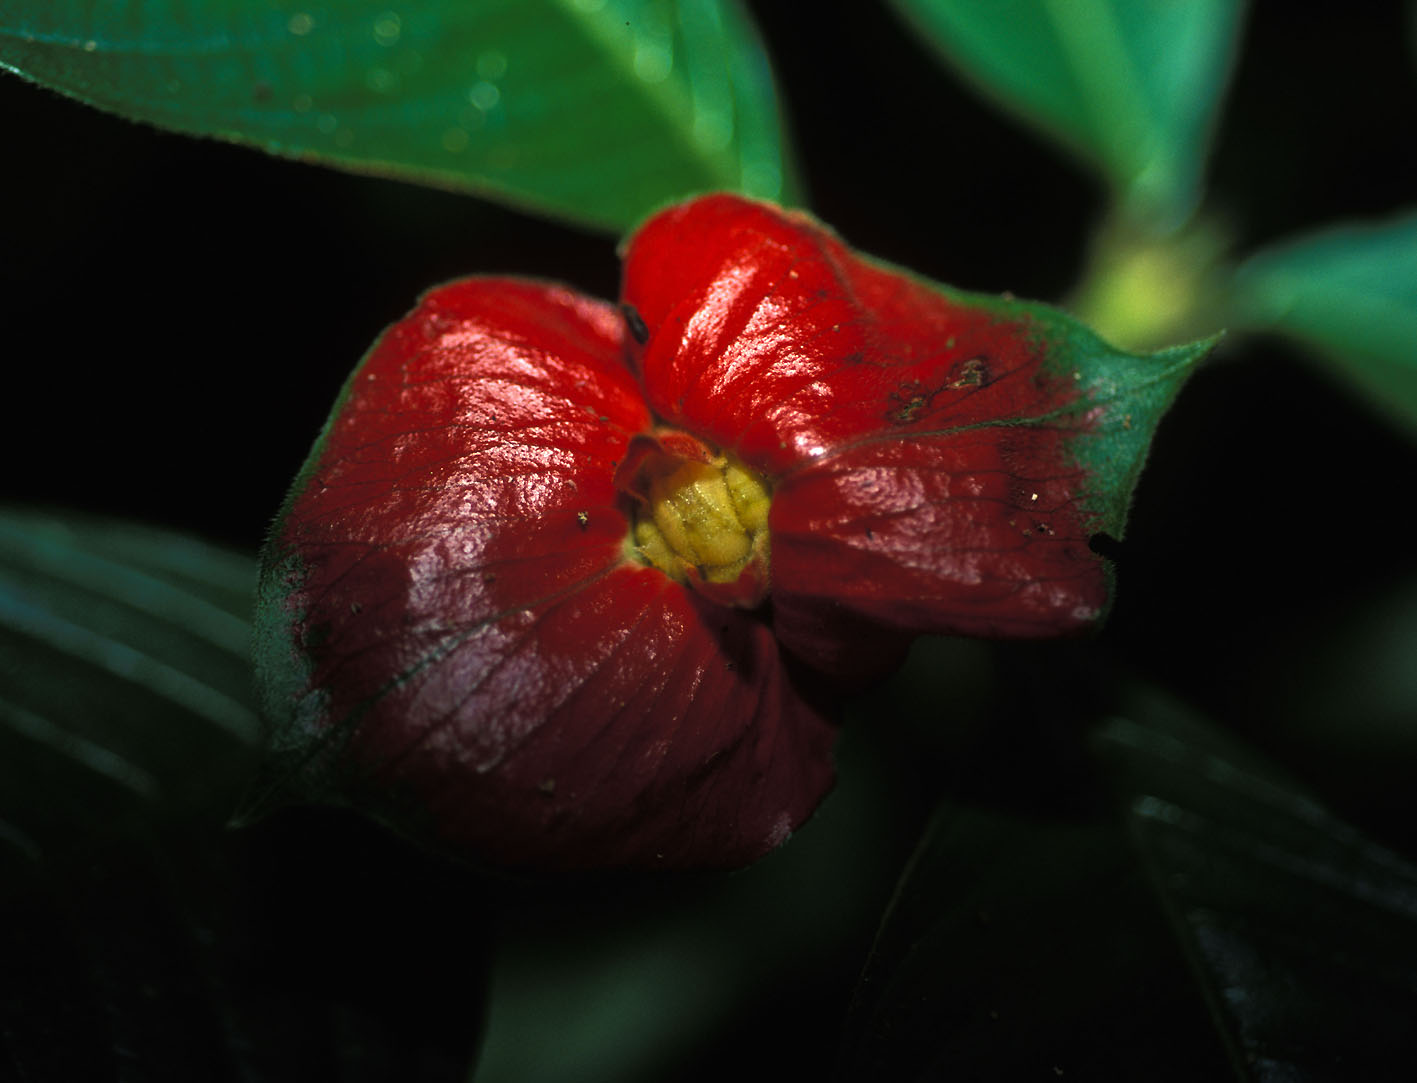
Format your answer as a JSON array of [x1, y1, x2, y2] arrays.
[[4, 3, 1417, 1076]]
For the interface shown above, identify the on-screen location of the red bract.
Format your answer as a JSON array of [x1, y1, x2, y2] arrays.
[[256, 195, 1206, 869]]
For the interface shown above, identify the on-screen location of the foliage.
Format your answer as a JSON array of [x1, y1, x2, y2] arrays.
[[3, 1, 1417, 1078]]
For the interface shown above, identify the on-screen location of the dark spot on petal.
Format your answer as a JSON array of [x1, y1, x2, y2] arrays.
[[887, 381, 931, 424], [620, 303, 649, 345], [948, 356, 990, 389], [888, 395, 926, 423], [576, 510, 590, 529]]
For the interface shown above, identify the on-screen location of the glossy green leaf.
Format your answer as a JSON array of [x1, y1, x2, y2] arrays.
[[0, 508, 259, 837], [1232, 211, 1417, 432], [1093, 691, 1417, 1079], [886, 0, 1246, 225], [0, 0, 793, 232]]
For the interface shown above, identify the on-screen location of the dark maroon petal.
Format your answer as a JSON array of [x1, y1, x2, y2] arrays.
[[335, 562, 835, 869], [768, 430, 1102, 667]]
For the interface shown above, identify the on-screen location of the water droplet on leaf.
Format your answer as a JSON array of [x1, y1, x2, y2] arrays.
[[476, 51, 508, 80], [372, 11, 401, 47], [468, 81, 500, 111]]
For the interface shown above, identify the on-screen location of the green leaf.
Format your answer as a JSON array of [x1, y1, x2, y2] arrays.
[[837, 802, 1232, 1078], [0, 507, 260, 838], [1093, 691, 1417, 1079], [886, 0, 1246, 226], [0, 506, 489, 1081], [0, 0, 794, 232], [1, 808, 492, 1082], [1231, 211, 1417, 432], [840, 689, 1417, 1078], [474, 721, 911, 1082]]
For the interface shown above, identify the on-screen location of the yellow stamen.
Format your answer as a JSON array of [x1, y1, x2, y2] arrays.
[[632, 452, 771, 592]]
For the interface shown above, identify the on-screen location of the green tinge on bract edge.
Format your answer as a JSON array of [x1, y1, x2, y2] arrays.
[[933, 282, 1213, 541]]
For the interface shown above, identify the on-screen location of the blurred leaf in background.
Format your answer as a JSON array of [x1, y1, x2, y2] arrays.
[[1094, 693, 1417, 1079], [1, 805, 493, 1082], [472, 720, 914, 1083], [884, 0, 1247, 228], [839, 690, 1417, 1081], [836, 804, 1231, 1080], [0, 507, 259, 837], [885, 0, 1417, 438], [1231, 212, 1417, 432], [0, 510, 491, 1082], [0, 0, 795, 231]]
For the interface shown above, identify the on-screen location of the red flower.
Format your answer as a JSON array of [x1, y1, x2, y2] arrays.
[[255, 195, 1205, 869]]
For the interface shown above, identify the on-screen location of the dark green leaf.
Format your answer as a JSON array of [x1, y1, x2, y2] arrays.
[[0, 507, 259, 837], [841, 683, 1417, 1080], [885, 0, 1246, 225], [1231, 211, 1417, 432], [1, 809, 492, 1082], [836, 801, 1230, 1080], [474, 722, 911, 1083], [1094, 691, 1417, 1080], [0, 0, 794, 232]]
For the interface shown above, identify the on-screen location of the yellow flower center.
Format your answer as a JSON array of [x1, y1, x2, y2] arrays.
[[619, 436, 771, 608]]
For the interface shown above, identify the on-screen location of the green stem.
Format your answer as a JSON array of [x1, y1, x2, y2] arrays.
[[1067, 210, 1232, 352]]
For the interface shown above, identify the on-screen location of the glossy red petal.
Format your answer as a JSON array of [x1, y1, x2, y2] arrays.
[[256, 278, 836, 868], [334, 561, 835, 869], [621, 195, 1150, 668]]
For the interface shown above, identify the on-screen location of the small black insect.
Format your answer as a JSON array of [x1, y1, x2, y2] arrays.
[[1088, 532, 1125, 561], [620, 303, 649, 345]]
